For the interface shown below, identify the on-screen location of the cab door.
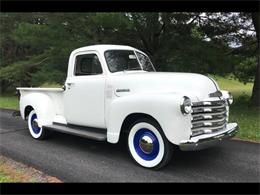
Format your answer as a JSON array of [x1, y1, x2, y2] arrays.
[[64, 51, 106, 128]]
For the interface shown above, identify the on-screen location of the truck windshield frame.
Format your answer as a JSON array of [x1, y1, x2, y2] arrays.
[[104, 50, 155, 73]]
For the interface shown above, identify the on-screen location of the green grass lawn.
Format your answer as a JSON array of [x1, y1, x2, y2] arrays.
[[0, 94, 19, 110], [0, 76, 259, 142], [0, 172, 12, 182]]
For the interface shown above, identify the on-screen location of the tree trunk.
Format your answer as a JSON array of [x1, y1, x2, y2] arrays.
[[250, 12, 260, 107]]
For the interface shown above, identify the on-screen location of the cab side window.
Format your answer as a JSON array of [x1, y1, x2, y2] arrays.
[[75, 54, 103, 76]]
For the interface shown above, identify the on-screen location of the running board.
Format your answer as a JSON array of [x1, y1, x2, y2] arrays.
[[43, 123, 107, 141]]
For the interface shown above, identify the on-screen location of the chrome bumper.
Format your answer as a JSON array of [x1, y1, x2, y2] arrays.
[[179, 123, 238, 151]]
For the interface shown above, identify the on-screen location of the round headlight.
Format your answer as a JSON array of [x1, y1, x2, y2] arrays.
[[228, 92, 233, 105], [180, 96, 192, 114]]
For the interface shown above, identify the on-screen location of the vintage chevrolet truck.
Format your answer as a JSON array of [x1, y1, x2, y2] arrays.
[[17, 45, 238, 169]]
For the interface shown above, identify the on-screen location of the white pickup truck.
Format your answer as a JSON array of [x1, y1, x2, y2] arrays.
[[17, 44, 238, 169]]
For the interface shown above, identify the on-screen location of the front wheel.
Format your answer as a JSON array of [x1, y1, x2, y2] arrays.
[[28, 110, 48, 140], [127, 118, 173, 169]]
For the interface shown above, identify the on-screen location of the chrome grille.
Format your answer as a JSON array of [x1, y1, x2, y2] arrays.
[[191, 100, 228, 136]]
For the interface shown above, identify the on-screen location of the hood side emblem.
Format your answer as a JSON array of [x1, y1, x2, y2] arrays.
[[116, 89, 130, 93]]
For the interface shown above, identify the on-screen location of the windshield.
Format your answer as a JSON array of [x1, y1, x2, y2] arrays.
[[104, 50, 155, 73], [135, 51, 155, 72]]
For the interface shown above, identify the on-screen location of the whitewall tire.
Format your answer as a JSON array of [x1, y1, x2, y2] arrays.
[[28, 110, 48, 139], [127, 118, 173, 169]]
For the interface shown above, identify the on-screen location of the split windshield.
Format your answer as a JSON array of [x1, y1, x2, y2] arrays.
[[104, 50, 155, 73]]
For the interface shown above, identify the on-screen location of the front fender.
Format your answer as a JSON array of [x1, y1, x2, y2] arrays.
[[107, 93, 192, 145], [20, 92, 55, 127]]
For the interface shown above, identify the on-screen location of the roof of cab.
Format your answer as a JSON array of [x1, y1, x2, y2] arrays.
[[70, 44, 141, 55], [70, 44, 137, 53]]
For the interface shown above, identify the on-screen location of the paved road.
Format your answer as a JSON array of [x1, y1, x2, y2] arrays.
[[0, 109, 259, 182]]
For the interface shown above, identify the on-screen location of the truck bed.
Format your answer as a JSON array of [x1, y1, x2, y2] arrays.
[[17, 87, 65, 122]]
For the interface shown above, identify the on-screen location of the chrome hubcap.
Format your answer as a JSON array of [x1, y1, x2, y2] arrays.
[[32, 119, 39, 130], [139, 135, 154, 154]]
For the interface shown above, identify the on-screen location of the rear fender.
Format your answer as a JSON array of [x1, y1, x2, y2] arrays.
[[20, 92, 55, 127]]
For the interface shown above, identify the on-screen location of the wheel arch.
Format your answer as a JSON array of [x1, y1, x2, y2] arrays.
[[24, 105, 34, 120], [119, 113, 161, 139]]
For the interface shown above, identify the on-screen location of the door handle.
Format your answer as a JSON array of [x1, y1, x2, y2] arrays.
[[67, 82, 75, 86], [67, 82, 75, 89]]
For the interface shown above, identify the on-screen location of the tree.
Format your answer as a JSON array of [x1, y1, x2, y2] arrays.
[[250, 12, 259, 107], [196, 12, 259, 106]]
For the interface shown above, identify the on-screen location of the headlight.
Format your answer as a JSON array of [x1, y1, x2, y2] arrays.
[[228, 92, 233, 105], [180, 96, 192, 114]]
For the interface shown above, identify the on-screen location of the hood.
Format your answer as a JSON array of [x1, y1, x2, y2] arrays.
[[108, 71, 219, 102]]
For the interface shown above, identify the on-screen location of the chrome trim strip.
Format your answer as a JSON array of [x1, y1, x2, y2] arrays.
[[192, 107, 226, 114], [191, 123, 226, 131], [192, 100, 225, 107], [192, 114, 226, 122], [116, 89, 130, 92], [191, 110, 227, 117], [191, 119, 226, 129], [192, 105, 226, 109]]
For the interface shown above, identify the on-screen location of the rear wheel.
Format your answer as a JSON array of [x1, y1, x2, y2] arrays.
[[28, 110, 48, 140], [127, 118, 173, 169]]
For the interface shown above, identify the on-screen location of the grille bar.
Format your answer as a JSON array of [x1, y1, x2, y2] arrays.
[[192, 100, 225, 107], [191, 118, 226, 129], [192, 113, 226, 122], [192, 123, 227, 132], [191, 110, 227, 117], [192, 106, 226, 114]]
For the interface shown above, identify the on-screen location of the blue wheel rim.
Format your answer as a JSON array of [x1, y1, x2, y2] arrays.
[[133, 128, 159, 161], [31, 113, 41, 134]]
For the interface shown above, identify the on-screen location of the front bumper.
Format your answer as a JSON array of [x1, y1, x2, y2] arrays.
[[179, 123, 238, 151]]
